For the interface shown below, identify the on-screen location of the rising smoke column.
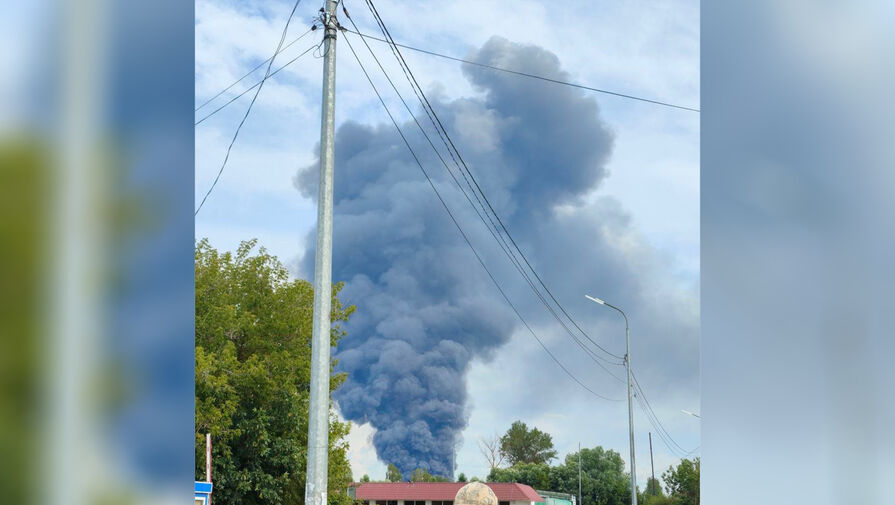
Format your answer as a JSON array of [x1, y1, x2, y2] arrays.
[[295, 37, 696, 477]]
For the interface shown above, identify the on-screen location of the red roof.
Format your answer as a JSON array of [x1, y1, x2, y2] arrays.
[[351, 482, 543, 502]]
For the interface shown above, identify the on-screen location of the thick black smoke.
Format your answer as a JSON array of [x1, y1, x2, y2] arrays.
[[295, 37, 697, 477]]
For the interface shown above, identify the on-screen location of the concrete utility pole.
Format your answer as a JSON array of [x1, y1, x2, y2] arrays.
[[578, 442, 582, 505], [206, 433, 212, 482], [648, 433, 654, 495], [623, 310, 638, 505], [585, 295, 637, 505], [305, 3, 339, 505]]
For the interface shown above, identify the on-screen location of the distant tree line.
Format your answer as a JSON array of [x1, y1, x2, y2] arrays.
[[484, 420, 699, 505]]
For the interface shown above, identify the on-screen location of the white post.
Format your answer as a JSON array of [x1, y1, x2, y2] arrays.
[[206, 433, 212, 482], [305, 3, 339, 505], [584, 296, 636, 505], [624, 320, 637, 505]]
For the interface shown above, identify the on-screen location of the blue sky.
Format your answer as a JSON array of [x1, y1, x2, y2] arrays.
[[195, 0, 699, 486]]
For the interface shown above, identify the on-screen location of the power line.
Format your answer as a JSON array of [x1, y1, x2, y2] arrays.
[[631, 370, 696, 458], [340, 8, 625, 380], [358, 0, 696, 462], [195, 0, 306, 215], [342, 32, 622, 403], [356, 0, 626, 364], [633, 379, 683, 455], [341, 25, 624, 380], [632, 371, 685, 452], [195, 41, 320, 126], [195, 25, 316, 113], [635, 395, 684, 459], [342, 28, 700, 113]]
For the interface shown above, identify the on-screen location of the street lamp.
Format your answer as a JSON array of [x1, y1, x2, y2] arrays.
[[585, 295, 637, 505], [681, 410, 701, 419]]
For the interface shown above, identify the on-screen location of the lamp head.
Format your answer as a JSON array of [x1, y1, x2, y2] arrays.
[[585, 295, 605, 305]]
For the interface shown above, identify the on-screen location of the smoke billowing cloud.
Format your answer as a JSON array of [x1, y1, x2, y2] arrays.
[[295, 37, 697, 477]]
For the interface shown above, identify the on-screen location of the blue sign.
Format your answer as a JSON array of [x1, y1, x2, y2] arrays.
[[195, 481, 213, 504]]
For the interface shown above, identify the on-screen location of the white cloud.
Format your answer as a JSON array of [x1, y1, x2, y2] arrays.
[[346, 420, 388, 481]]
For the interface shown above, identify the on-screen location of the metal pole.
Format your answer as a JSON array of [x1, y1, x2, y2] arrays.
[[583, 296, 636, 505], [624, 316, 637, 505], [648, 433, 654, 495], [206, 433, 212, 482], [305, 3, 339, 505], [578, 442, 582, 505]]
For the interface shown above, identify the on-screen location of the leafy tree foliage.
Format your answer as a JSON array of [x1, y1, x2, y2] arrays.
[[662, 458, 699, 505], [499, 421, 558, 465], [195, 239, 355, 505], [641, 494, 671, 505], [361, 474, 371, 483], [386, 463, 403, 482], [457, 473, 467, 482], [409, 467, 451, 482], [644, 477, 663, 496], [488, 446, 630, 505], [639, 477, 669, 505], [488, 463, 552, 489]]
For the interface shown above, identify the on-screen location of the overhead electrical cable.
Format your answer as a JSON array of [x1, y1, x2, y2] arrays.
[[342, 33, 623, 402], [340, 30, 623, 377], [341, 28, 700, 113], [195, 26, 315, 112], [634, 392, 684, 458], [356, 0, 626, 363], [633, 373, 689, 455], [195, 41, 320, 126], [632, 370, 696, 457], [361, 0, 625, 362], [340, 12, 625, 381], [195, 0, 306, 215]]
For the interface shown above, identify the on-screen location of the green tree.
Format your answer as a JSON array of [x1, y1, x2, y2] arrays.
[[488, 462, 552, 489], [662, 458, 699, 505], [644, 477, 663, 496], [410, 468, 431, 482], [499, 421, 558, 465], [195, 239, 355, 505], [409, 468, 451, 482], [489, 447, 630, 505], [641, 494, 671, 505], [562, 448, 629, 505], [361, 474, 371, 483], [457, 473, 467, 482], [386, 463, 403, 482], [639, 477, 669, 505]]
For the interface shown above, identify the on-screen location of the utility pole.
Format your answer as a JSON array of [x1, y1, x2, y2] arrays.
[[625, 319, 638, 505], [578, 442, 582, 505], [206, 433, 213, 504], [206, 433, 212, 482], [648, 433, 655, 495], [584, 296, 636, 505], [305, 3, 339, 505]]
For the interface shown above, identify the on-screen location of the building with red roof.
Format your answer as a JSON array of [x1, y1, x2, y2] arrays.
[[348, 482, 560, 505]]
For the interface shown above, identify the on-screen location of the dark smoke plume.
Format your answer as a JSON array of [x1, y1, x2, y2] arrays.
[[295, 37, 697, 477]]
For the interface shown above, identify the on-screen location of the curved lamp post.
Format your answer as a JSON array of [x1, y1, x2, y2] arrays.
[[585, 295, 637, 505]]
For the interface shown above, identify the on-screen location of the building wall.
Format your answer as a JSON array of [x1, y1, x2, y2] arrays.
[[535, 491, 575, 505]]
